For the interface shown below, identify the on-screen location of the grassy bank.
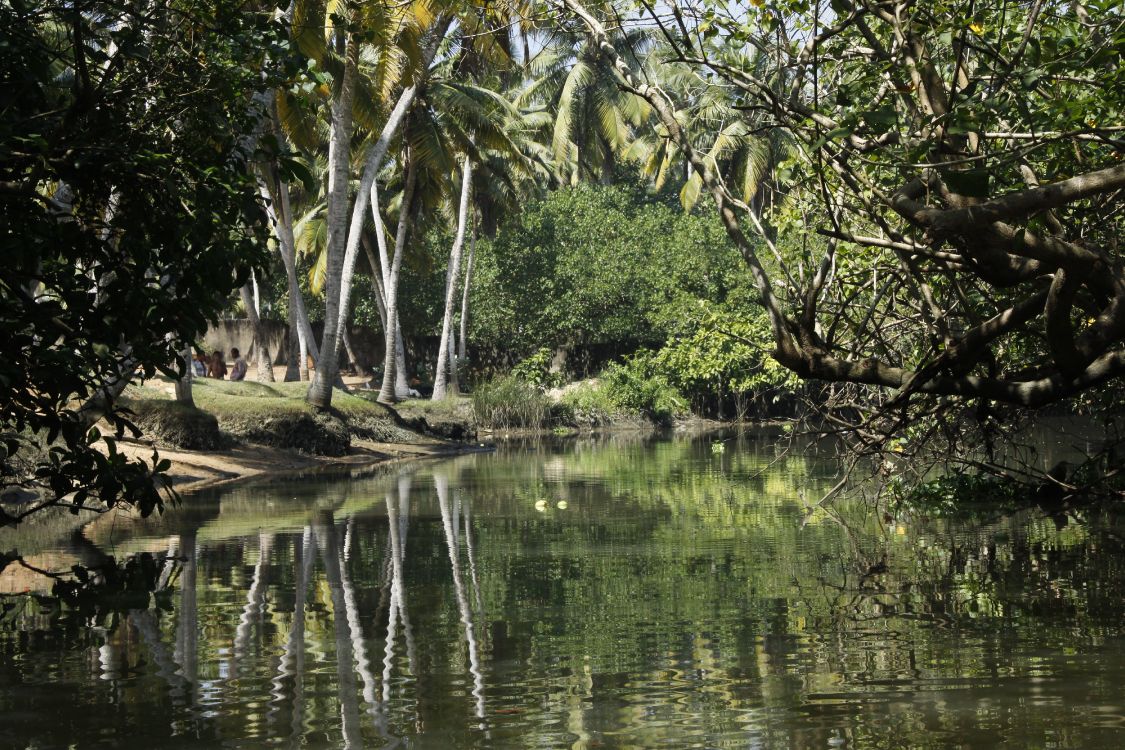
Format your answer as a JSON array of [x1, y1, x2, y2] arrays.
[[124, 378, 421, 456]]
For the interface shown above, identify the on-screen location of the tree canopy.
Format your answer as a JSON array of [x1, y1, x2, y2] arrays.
[[1, 0, 275, 522]]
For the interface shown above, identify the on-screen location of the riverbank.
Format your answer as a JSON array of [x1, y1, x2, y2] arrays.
[[0, 377, 489, 594]]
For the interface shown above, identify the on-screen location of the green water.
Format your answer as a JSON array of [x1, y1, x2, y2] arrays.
[[3, 431, 1125, 748]]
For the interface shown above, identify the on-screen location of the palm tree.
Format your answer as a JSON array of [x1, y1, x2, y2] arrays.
[[371, 48, 527, 401], [432, 155, 473, 400], [302, 0, 455, 408], [518, 23, 654, 185], [305, 7, 360, 409], [626, 54, 776, 215]]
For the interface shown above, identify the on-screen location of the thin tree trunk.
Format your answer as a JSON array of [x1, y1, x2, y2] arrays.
[[285, 294, 301, 382], [240, 283, 275, 382], [378, 157, 418, 403], [395, 322, 409, 397], [433, 157, 473, 401], [299, 331, 310, 381], [370, 181, 412, 399], [174, 345, 194, 406], [458, 215, 476, 362], [361, 233, 388, 330], [447, 326, 459, 394], [307, 33, 358, 409], [341, 326, 359, 375], [260, 174, 318, 365]]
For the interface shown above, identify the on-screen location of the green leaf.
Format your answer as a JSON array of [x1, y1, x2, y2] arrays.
[[941, 169, 990, 198]]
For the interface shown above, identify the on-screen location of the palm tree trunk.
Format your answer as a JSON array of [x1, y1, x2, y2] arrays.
[[378, 156, 419, 403], [341, 326, 359, 375], [432, 157, 473, 400], [327, 18, 451, 402], [285, 294, 301, 382], [308, 34, 359, 409], [368, 181, 413, 399], [395, 323, 409, 397], [447, 325, 459, 395], [362, 233, 389, 329], [458, 215, 476, 362], [239, 282, 275, 382], [260, 173, 318, 367]]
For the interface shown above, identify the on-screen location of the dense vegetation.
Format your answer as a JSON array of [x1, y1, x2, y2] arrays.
[[3, 0, 1124, 522]]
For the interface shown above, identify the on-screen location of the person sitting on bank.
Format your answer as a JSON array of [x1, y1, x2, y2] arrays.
[[208, 350, 227, 379], [229, 347, 247, 381], [191, 350, 208, 377]]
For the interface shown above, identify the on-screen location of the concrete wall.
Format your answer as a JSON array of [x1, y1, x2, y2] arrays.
[[201, 319, 391, 372], [201, 319, 290, 365]]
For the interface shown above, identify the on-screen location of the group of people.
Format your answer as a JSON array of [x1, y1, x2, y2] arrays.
[[192, 348, 247, 381]]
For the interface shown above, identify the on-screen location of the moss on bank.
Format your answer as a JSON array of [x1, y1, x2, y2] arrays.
[[124, 400, 228, 451]]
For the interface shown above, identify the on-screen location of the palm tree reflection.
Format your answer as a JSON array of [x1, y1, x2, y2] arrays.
[[111, 465, 492, 746], [435, 470, 487, 724], [269, 526, 315, 741]]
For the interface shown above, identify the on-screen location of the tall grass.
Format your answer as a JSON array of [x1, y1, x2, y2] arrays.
[[472, 375, 551, 429]]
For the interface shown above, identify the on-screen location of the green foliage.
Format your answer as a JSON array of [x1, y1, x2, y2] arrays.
[[472, 375, 551, 429], [556, 381, 617, 426], [469, 182, 746, 357], [653, 301, 799, 414], [510, 348, 564, 389], [0, 0, 280, 520], [891, 472, 1029, 519], [601, 352, 686, 425]]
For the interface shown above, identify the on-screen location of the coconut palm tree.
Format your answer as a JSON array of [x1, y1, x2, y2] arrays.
[[432, 155, 473, 400], [625, 48, 783, 217], [518, 23, 655, 185], [306, 1, 458, 408]]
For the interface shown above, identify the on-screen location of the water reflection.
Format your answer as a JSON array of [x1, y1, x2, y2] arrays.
[[2, 433, 1125, 748]]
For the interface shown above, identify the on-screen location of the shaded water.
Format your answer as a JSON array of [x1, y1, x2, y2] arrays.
[[3, 432, 1125, 748]]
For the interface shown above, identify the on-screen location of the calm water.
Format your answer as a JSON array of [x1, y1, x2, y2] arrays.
[[3, 432, 1125, 748]]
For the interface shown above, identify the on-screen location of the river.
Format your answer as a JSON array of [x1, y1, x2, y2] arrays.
[[2, 431, 1124, 748]]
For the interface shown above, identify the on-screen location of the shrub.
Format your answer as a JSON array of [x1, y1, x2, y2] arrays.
[[510, 347, 564, 389], [601, 353, 686, 426], [556, 382, 616, 427], [472, 375, 551, 429]]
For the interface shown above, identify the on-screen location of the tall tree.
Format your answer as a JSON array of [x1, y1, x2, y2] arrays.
[[557, 0, 1125, 485], [306, 5, 360, 409], [1, 0, 272, 524], [433, 157, 474, 399]]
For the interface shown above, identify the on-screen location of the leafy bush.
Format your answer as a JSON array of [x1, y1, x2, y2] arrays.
[[510, 348, 564, 389], [601, 353, 686, 426], [653, 301, 800, 418], [556, 382, 617, 427], [472, 375, 551, 429]]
